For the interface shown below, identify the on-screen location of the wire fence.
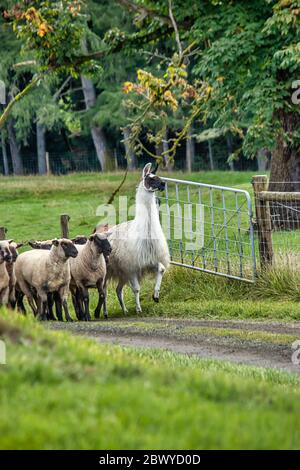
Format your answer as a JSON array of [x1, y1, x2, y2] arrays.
[[252, 177, 300, 272]]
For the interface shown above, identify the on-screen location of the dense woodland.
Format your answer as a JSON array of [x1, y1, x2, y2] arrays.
[[0, 0, 299, 180]]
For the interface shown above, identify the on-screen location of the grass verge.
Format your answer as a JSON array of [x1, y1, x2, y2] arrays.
[[1, 311, 300, 449]]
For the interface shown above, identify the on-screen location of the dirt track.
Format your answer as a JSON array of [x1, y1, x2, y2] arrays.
[[49, 317, 300, 373]]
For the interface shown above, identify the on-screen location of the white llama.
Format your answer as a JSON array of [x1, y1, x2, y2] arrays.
[[102, 163, 170, 314]]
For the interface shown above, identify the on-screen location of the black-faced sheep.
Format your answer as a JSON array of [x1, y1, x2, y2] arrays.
[[0, 240, 12, 306], [15, 238, 78, 321], [69, 233, 112, 320]]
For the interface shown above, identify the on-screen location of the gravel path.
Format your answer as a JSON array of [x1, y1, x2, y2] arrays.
[[48, 317, 300, 373]]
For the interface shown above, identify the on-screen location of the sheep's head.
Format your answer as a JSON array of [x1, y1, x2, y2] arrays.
[[0, 241, 12, 263], [7, 240, 24, 263], [142, 163, 165, 192], [52, 239, 78, 259], [89, 233, 112, 260]]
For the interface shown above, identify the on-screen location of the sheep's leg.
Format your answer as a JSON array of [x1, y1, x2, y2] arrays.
[[36, 295, 48, 321], [18, 280, 37, 316], [95, 279, 107, 319], [153, 262, 166, 303], [47, 293, 56, 321], [116, 281, 128, 315], [8, 287, 16, 309], [79, 286, 90, 321], [62, 299, 73, 322], [0, 287, 9, 307], [54, 293, 63, 321], [129, 277, 142, 314], [76, 288, 85, 320], [16, 289, 26, 315], [71, 288, 83, 321]]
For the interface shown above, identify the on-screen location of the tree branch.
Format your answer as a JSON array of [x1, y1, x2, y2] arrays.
[[0, 75, 42, 130], [168, 0, 182, 57]]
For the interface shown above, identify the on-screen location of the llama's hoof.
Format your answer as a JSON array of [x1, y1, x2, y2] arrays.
[[136, 308, 142, 314], [152, 294, 159, 303]]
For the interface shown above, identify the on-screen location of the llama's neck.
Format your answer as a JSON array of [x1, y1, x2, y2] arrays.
[[133, 183, 162, 238]]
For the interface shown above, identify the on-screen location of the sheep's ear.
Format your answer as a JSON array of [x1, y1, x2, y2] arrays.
[[7, 239, 14, 244], [89, 235, 94, 242], [52, 239, 59, 247], [16, 243, 24, 249], [142, 163, 152, 178]]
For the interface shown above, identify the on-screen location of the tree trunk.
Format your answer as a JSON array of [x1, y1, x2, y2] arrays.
[[7, 119, 23, 175], [123, 127, 137, 170], [269, 109, 300, 229], [186, 126, 195, 172], [80, 76, 114, 172], [226, 134, 234, 171], [1, 130, 9, 176], [256, 148, 268, 172], [208, 139, 214, 170], [36, 122, 47, 175]]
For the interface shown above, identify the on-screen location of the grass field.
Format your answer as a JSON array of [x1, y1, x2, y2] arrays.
[[1, 170, 300, 317], [1, 311, 300, 450], [1, 170, 300, 449]]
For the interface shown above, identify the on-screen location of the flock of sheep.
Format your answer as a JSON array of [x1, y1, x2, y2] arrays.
[[0, 164, 170, 321]]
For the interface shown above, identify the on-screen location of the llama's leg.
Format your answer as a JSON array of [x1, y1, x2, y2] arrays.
[[129, 276, 142, 314], [116, 281, 128, 315], [153, 262, 166, 303]]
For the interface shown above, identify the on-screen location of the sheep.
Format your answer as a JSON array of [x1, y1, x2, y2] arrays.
[[69, 233, 112, 321], [6, 241, 23, 309], [105, 163, 170, 314], [15, 238, 78, 321], [0, 240, 12, 306]]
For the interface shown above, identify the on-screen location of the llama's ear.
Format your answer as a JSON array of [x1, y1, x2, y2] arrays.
[[142, 163, 152, 178]]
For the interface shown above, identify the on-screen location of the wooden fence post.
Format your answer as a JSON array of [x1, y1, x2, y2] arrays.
[[0, 227, 7, 239], [60, 214, 70, 239], [252, 175, 273, 269]]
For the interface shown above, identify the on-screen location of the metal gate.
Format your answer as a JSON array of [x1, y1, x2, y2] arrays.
[[159, 177, 257, 283]]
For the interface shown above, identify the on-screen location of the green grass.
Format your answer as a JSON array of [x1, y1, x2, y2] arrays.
[[1, 170, 300, 318], [1, 312, 300, 450]]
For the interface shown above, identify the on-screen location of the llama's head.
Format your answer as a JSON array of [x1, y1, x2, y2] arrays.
[[142, 163, 165, 192]]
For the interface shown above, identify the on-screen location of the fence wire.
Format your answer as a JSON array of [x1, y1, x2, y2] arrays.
[[159, 177, 256, 282]]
